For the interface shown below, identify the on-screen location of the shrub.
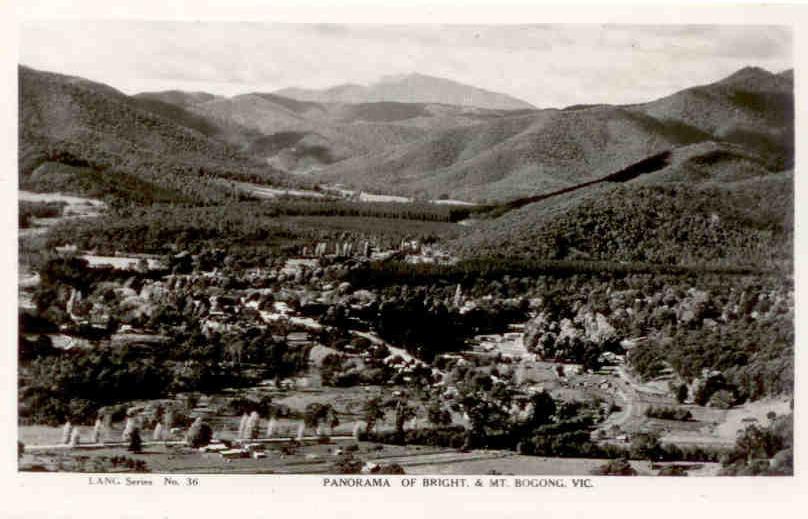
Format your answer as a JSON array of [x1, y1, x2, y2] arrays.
[[675, 384, 689, 404], [186, 419, 213, 448], [630, 433, 663, 461], [331, 454, 363, 474], [244, 411, 260, 440], [592, 458, 637, 476], [376, 463, 406, 475], [657, 465, 688, 476], [708, 390, 736, 410], [127, 428, 143, 453], [281, 440, 300, 455], [360, 425, 467, 449], [645, 406, 693, 421]]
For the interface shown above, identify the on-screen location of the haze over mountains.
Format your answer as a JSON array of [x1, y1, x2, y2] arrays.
[[140, 66, 791, 202], [20, 64, 792, 209], [275, 73, 536, 110], [135, 74, 536, 175], [312, 66, 793, 202], [19, 65, 305, 203]]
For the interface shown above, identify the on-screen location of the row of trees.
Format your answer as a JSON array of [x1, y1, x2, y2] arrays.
[[43, 203, 460, 267], [344, 257, 766, 290], [254, 198, 474, 223]]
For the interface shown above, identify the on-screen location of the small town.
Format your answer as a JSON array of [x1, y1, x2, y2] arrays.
[[18, 209, 793, 475], [16, 20, 794, 479]]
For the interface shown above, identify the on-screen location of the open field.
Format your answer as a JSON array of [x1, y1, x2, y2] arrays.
[[81, 255, 165, 270], [405, 455, 656, 476], [356, 192, 411, 203], [19, 191, 106, 207], [431, 199, 476, 206], [20, 424, 157, 446], [661, 396, 792, 447], [716, 397, 792, 440], [233, 181, 327, 200], [20, 441, 453, 474], [19, 190, 106, 238], [20, 439, 722, 476], [241, 182, 478, 206]]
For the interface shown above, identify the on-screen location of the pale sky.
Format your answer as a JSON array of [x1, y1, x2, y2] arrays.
[[19, 21, 793, 108]]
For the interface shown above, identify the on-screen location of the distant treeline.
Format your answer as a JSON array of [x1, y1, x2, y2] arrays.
[[258, 198, 474, 222], [20, 159, 197, 206], [20, 149, 479, 223], [43, 203, 462, 266], [19, 141, 313, 206], [344, 257, 770, 289]]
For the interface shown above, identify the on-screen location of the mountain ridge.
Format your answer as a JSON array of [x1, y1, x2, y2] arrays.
[[21, 64, 793, 207], [311, 66, 793, 202], [274, 72, 536, 111], [18, 65, 301, 203]]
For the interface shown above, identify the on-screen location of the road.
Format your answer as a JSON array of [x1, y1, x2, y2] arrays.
[[598, 376, 639, 430], [595, 366, 669, 433], [349, 330, 418, 364]]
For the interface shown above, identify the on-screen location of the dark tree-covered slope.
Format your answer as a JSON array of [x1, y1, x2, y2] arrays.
[[19, 66, 303, 203]]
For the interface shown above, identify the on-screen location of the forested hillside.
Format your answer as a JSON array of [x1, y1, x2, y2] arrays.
[[451, 171, 793, 269], [313, 67, 792, 203], [636, 66, 794, 170], [185, 92, 522, 173], [19, 66, 304, 204]]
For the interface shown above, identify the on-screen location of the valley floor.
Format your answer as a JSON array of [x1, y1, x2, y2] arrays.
[[19, 441, 720, 476]]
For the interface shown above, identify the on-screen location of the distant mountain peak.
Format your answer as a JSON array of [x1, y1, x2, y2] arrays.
[[134, 89, 220, 107], [720, 66, 773, 81], [275, 73, 535, 110], [778, 69, 794, 80], [324, 83, 365, 93], [20, 64, 128, 99], [378, 72, 442, 83], [714, 65, 792, 93], [734, 65, 772, 75], [19, 65, 295, 203]]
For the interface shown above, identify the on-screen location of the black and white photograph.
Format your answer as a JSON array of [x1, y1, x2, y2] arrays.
[[13, 12, 796, 480]]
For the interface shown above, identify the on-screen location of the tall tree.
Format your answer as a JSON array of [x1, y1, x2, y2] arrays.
[[127, 427, 143, 453], [394, 401, 417, 436], [362, 397, 385, 435]]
